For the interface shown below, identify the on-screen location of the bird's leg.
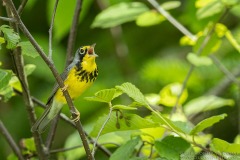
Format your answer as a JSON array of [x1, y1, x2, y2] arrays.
[[71, 109, 80, 122], [61, 84, 69, 92]]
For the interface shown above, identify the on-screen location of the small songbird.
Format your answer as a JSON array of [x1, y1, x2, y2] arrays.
[[31, 44, 98, 133]]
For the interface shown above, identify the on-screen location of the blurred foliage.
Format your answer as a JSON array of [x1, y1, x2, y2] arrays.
[[1, 0, 240, 159]]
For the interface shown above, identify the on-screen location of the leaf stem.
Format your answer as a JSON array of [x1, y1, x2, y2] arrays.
[[91, 102, 113, 156]]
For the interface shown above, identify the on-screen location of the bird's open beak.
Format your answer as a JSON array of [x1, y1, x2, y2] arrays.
[[89, 43, 98, 57]]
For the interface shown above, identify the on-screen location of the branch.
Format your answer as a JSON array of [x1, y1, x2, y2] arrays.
[[0, 16, 16, 22], [65, 0, 83, 67], [147, 0, 197, 41], [4, 3, 46, 160], [48, 0, 59, 61], [13, 88, 112, 157], [17, 0, 28, 15], [3, 0, 93, 159], [0, 121, 25, 160]]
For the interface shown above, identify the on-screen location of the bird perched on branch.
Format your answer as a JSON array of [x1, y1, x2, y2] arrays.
[[32, 44, 98, 133]]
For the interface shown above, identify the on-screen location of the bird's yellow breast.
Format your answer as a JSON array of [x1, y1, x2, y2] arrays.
[[54, 65, 98, 103]]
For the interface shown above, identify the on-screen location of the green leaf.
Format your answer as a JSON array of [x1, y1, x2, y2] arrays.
[[0, 69, 12, 90], [112, 104, 137, 110], [161, 1, 181, 10], [7, 153, 18, 160], [222, 0, 240, 6], [180, 147, 196, 160], [110, 137, 140, 160], [0, 85, 14, 102], [90, 114, 158, 136], [151, 112, 186, 134], [155, 136, 191, 160], [21, 137, 36, 152], [159, 83, 188, 107], [190, 114, 227, 135], [91, 2, 149, 28], [18, 41, 39, 58], [196, 0, 224, 19], [187, 53, 213, 66], [0, 25, 20, 49], [116, 82, 150, 108], [85, 88, 118, 103], [24, 64, 36, 76], [193, 32, 222, 56], [211, 138, 240, 153], [136, 10, 165, 27], [0, 36, 5, 50], [225, 30, 240, 53], [48, 0, 94, 40], [184, 95, 234, 116]]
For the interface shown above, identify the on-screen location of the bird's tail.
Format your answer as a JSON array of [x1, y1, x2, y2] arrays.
[[31, 99, 63, 133]]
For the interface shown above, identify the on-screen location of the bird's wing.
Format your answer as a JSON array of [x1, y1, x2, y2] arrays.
[[45, 63, 75, 105]]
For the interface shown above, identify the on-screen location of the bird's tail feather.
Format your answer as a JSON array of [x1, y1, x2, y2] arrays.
[[31, 99, 63, 133]]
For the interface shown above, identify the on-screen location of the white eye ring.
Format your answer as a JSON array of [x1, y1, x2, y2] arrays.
[[80, 48, 85, 54]]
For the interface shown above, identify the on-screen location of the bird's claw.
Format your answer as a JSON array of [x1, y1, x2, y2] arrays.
[[71, 109, 80, 122], [61, 84, 68, 92]]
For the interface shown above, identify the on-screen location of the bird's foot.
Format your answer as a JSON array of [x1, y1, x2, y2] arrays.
[[71, 109, 80, 122], [61, 84, 68, 92]]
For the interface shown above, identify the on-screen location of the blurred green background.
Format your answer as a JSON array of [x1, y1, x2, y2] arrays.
[[1, 0, 240, 159]]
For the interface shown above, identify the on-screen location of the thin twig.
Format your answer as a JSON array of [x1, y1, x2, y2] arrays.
[[17, 0, 28, 15], [45, 0, 60, 150], [147, 0, 197, 41], [65, 0, 83, 67], [91, 103, 113, 156], [0, 16, 16, 22], [0, 121, 25, 160], [3, 0, 93, 159], [50, 145, 83, 154], [48, 0, 59, 61]]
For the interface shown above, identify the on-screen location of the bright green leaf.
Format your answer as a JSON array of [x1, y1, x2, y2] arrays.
[[90, 114, 158, 136], [222, 0, 240, 6], [0, 69, 12, 90], [184, 95, 234, 116], [91, 2, 149, 28], [116, 82, 150, 108], [193, 33, 222, 56], [190, 114, 227, 135], [9, 76, 22, 92], [18, 41, 39, 58], [234, 135, 240, 144], [151, 112, 186, 134], [196, 0, 224, 19], [0, 25, 20, 49], [85, 88, 117, 103], [112, 104, 137, 110], [110, 137, 140, 160], [24, 64, 36, 76], [130, 157, 148, 160], [155, 136, 191, 160], [0, 37, 5, 50], [145, 93, 160, 106], [211, 138, 240, 153], [161, 1, 181, 10], [159, 83, 188, 107], [225, 31, 240, 53], [195, 0, 216, 8], [136, 10, 165, 27], [187, 53, 213, 66], [215, 23, 228, 37], [0, 85, 14, 102], [180, 35, 196, 46], [21, 137, 36, 152]]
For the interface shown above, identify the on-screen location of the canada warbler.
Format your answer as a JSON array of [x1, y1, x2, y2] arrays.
[[31, 44, 98, 133]]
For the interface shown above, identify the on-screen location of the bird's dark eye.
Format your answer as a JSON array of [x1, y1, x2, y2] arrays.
[[79, 48, 85, 54]]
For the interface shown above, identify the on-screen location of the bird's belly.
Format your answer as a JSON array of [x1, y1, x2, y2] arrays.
[[54, 71, 94, 103]]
